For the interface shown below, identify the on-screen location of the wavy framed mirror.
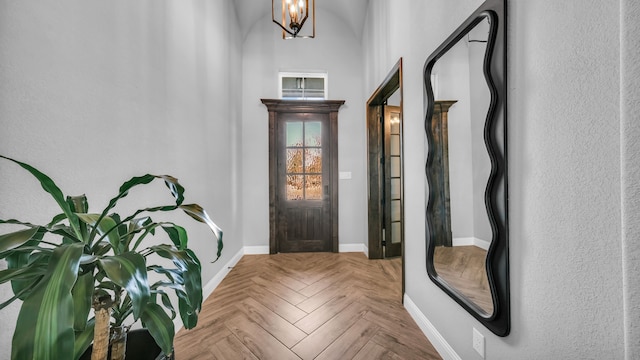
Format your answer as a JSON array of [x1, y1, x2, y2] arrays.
[[423, 0, 509, 336]]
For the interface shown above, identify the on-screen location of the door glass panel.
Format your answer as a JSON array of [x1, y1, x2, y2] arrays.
[[305, 122, 322, 146], [391, 178, 401, 199], [391, 114, 400, 133], [287, 149, 303, 173], [306, 175, 322, 200], [390, 134, 400, 155], [286, 122, 303, 146], [391, 222, 401, 244], [305, 149, 322, 173], [391, 200, 401, 221], [287, 175, 304, 200], [391, 157, 400, 177]]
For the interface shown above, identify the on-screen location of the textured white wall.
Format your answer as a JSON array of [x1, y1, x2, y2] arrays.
[[0, 1, 243, 358], [621, 0, 640, 358], [241, 9, 367, 248], [364, 0, 626, 358]]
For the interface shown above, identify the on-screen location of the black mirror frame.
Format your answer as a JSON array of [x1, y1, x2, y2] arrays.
[[424, 0, 509, 336]]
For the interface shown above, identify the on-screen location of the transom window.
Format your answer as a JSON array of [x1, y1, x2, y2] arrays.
[[279, 72, 328, 100]]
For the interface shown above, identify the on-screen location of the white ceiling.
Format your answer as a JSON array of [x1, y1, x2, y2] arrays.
[[231, 0, 370, 39]]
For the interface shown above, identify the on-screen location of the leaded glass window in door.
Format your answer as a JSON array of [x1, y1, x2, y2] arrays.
[[285, 121, 322, 200]]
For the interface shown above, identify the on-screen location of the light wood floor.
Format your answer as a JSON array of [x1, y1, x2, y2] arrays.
[[174, 252, 442, 359], [434, 245, 493, 314]]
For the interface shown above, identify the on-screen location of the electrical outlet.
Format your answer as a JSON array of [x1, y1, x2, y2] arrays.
[[473, 327, 485, 358]]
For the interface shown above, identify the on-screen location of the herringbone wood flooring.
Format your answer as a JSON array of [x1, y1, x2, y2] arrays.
[[174, 252, 442, 359]]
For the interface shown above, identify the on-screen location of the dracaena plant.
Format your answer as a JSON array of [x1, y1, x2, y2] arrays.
[[0, 155, 223, 360]]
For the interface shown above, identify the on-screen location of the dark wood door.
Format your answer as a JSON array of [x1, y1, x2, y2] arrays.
[[429, 101, 457, 247], [277, 112, 330, 252], [262, 99, 343, 253]]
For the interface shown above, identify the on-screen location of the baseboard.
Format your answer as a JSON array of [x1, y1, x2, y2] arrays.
[[243, 245, 270, 255], [452, 237, 491, 251], [339, 243, 366, 254], [404, 294, 461, 360], [474, 237, 491, 250], [202, 248, 245, 298], [242, 244, 367, 255]]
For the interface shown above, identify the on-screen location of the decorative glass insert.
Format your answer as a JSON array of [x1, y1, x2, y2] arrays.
[[279, 72, 328, 100], [286, 121, 323, 200]]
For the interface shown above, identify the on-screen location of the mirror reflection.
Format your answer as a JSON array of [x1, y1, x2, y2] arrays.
[[430, 17, 493, 314]]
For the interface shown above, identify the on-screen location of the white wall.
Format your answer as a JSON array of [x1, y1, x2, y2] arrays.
[[0, 1, 243, 358], [364, 0, 627, 358], [241, 8, 367, 249]]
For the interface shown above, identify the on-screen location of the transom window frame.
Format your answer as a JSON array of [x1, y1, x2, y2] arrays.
[[279, 71, 328, 100]]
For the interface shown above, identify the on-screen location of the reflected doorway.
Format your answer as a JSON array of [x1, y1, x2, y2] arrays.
[[366, 59, 405, 295]]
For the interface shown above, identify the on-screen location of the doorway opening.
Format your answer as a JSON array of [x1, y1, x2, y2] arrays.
[[366, 59, 405, 294]]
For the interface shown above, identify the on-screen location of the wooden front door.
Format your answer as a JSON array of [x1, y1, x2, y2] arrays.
[[262, 99, 344, 253]]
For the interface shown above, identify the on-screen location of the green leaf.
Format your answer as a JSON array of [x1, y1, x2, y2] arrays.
[[98, 252, 150, 320], [11, 243, 84, 360], [0, 155, 82, 240], [0, 279, 40, 310], [148, 265, 184, 284], [87, 174, 185, 243], [177, 289, 199, 328], [140, 303, 175, 356], [76, 214, 121, 253], [71, 272, 94, 331], [149, 245, 202, 326], [5, 230, 46, 297], [0, 227, 41, 253], [125, 217, 152, 249], [73, 318, 95, 360], [162, 225, 188, 250], [67, 195, 89, 241], [152, 289, 177, 320], [0, 263, 47, 284], [158, 175, 185, 206], [179, 204, 223, 261]]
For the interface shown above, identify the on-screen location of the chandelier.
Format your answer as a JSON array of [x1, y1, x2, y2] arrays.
[[272, 0, 315, 39]]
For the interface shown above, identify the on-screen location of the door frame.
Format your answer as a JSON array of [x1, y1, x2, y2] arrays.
[[367, 59, 404, 259], [262, 99, 344, 253]]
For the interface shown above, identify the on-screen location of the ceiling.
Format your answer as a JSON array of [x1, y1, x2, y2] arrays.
[[231, 0, 370, 39]]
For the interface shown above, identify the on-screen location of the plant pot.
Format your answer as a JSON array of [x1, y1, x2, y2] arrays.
[[79, 329, 174, 360]]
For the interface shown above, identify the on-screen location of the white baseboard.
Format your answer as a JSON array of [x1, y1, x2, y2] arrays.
[[243, 245, 270, 255], [202, 249, 245, 299], [474, 237, 491, 250], [245, 244, 367, 255], [453, 237, 491, 251], [339, 243, 366, 254], [404, 294, 461, 360]]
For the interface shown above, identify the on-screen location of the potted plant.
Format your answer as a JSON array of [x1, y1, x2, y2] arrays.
[[0, 155, 223, 360]]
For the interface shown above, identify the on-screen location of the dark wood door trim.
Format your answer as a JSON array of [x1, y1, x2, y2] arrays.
[[366, 59, 403, 260], [262, 99, 344, 254]]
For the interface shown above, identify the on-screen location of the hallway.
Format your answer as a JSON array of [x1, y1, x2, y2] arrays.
[[174, 252, 441, 359]]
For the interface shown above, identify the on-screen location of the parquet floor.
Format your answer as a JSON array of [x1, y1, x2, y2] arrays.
[[174, 252, 442, 359]]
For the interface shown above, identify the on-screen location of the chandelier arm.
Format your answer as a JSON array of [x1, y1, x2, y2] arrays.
[[272, 19, 296, 36]]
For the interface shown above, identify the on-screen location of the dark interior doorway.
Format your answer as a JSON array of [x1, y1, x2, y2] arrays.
[[366, 59, 405, 262]]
